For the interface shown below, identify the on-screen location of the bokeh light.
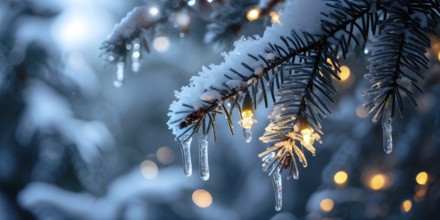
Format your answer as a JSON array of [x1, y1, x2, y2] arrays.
[[192, 189, 212, 208], [401, 199, 412, 213], [153, 36, 170, 52], [369, 173, 386, 190], [334, 170, 348, 186], [339, 65, 351, 81], [320, 198, 334, 212], [269, 11, 281, 24], [415, 171, 428, 185], [246, 8, 260, 21], [140, 160, 158, 180], [156, 146, 174, 165], [356, 105, 369, 118]]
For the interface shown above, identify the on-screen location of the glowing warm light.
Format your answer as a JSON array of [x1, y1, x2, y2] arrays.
[[153, 36, 170, 52], [401, 199, 412, 213], [320, 198, 334, 212], [437, 52, 440, 61], [156, 146, 174, 165], [239, 110, 256, 129], [246, 8, 261, 21], [148, 6, 160, 17], [269, 11, 281, 24], [301, 127, 314, 145], [415, 187, 427, 202], [334, 171, 348, 186], [326, 58, 335, 70], [356, 105, 369, 118], [416, 171, 428, 185], [369, 174, 386, 190], [192, 189, 213, 208], [339, 65, 351, 81], [140, 160, 158, 179]]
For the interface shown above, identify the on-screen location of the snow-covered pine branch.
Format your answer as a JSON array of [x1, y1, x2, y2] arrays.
[[167, 0, 440, 211]]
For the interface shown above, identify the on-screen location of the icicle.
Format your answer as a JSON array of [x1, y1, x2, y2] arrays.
[[114, 62, 125, 88], [131, 39, 141, 72], [244, 128, 252, 143], [271, 173, 283, 211], [180, 136, 193, 176], [382, 109, 393, 154], [198, 132, 209, 181], [262, 152, 276, 171]]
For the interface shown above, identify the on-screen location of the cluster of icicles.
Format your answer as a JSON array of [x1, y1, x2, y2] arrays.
[[113, 39, 142, 88]]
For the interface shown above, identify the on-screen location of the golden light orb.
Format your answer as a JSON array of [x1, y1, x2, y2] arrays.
[[416, 171, 429, 185], [320, 198, 334, 212], [401, 199, 412, 213], [369, 173, 386, 190], [246, 8, 261, 21], [192, 189, 213, 208], [339, 65, 351, 81], [334, 170, 348, 186]]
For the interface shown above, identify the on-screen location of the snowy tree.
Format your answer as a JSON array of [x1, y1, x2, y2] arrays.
[[1, 0, 440, 219]]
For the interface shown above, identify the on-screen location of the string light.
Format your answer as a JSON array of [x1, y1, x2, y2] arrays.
[[192, 189, 213, 208], [339, 65, 351, 81], [368, 173, 387, 190], [320, 198, 334, 212], [269, 11, 281, 24], [401, 199, 412, 213], [238, 93, 256, 143], [246, 8, 261, 21], [299, 118, 315, 146], [416, 171, 428, 185], [334, 170, 348, 186]]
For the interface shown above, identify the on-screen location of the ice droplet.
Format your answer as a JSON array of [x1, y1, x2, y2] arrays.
[[244, 128, 252, 143], [113, 62, 125, 88], [382, 110, 393, 154], [198, 132, 209, 181], [271, 173, 283, 211], [180, 136, 193, 176]]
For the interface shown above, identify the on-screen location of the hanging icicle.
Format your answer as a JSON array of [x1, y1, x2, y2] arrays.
[[198, 131, 210, 181], [180, 135, 193, 176], [382, 108, 393, 154], [238, 92, 257, 143], [271, 172, 283, 211], [114, 62, 125, 88]]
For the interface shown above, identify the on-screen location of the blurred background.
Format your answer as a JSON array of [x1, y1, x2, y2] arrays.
[[1, 0, 440, 219]]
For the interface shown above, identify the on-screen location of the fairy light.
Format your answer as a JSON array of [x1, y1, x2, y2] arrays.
[[368, 173, 387, 190], [416, 171, 428, 185], [239, 93, 256, 143], [334, 170, 348, 186], [299, 118, 314, 145], [192, 189, 213, 208], [246, 8, 261, 21], [401, 199, 412, 213], [320, 198, 334, 212], [339, 65, 351, 81], [269, 11, 281, 24]]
